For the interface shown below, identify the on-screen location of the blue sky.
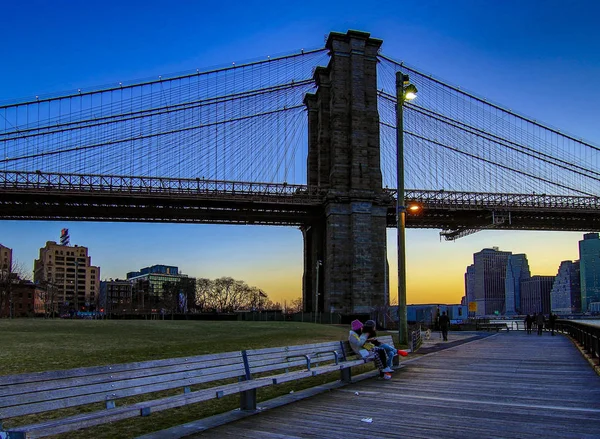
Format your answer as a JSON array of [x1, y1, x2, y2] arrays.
[[1, 0, 599, 304]]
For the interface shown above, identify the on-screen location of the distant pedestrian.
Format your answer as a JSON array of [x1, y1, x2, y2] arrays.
[[548, 313, 557, 336], [439, 311, 450, 341], [524, 314, 533, 334], [536, 313, 546, 336]]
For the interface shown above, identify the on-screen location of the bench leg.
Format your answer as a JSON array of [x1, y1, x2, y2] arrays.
[[340, 368, 352, 384], [240, 389, 257, 411]]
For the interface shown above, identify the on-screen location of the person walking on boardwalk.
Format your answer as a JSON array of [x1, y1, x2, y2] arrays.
[[548, 313, 557, 336], [524, 314, 533, 334], [439, 311, 450, 341], [348, 320, 391, 380], [536, 313, 546, 336]]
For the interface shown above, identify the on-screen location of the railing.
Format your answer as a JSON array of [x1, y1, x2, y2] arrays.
[[410, 325, 423, 352], [0, 170, 325, 204], [2, 170, 599, 212], [397, 189, 600, 211], [556, 320, 600, 367]]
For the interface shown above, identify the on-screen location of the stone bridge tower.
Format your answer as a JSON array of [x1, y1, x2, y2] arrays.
[[302, 30, 389, 316]]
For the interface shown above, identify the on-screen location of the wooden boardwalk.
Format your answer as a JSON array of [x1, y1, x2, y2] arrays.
[[188, 332, 600, 439]]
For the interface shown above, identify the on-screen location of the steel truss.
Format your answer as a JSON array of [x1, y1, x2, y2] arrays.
[[1, 171, 599, 233]]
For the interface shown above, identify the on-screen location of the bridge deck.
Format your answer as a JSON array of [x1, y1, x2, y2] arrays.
[[191, 332, 600, 439]]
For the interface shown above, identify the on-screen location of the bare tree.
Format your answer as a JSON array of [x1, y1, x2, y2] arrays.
[[162, 281, 179, 314], [38, 280, 60, 318], [288, 297, 303, 313], [195, 278, 212, 312], [212, 277, 236, 312]]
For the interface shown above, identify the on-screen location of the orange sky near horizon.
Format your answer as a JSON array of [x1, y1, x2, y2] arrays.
[[0, 222, 587, 308], [218, 227, 584, 306]]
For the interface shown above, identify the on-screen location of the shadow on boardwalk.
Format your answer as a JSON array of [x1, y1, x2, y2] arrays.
[[162, 332, 600, 439]]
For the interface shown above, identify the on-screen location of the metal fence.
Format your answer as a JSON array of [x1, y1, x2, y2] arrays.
[[556, 320, 600, 367]]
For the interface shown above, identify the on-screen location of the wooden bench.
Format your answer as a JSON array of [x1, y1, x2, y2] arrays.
[[0, 336, 397, 438]]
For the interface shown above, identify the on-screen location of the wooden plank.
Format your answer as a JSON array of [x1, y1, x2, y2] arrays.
[[0, 361, 245, 410], [10, 377, 275, 438], [0, 366, 245, 418], [245, 342, 341, 357], [0, 350, 243, 387], [248, 351, 341, 373], [193, 333, 600, 439], [0, 356, 244, 398]]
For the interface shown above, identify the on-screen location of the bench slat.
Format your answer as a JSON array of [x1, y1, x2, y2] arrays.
[[0, 366, 245, 419], [9, 377, 275, 438], [0, 351, 243, 387], [245, 341, 342, 356], [0, 361, 245, 409], [0, 356, 243, 398]]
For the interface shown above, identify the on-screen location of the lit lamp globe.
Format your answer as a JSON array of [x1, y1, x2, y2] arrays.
[[404, 84, 418, 101]]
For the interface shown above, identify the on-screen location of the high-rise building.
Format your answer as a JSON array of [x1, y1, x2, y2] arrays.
[[126, 265, 194, 311], [521, 276, 555, 315], [0, 244, 12, 273], [504, 254, 530, 315], [579, 233, 600, 312], [472, 247, 512, 317], [464, 264, 476, 314], [550, 261, 581, 315], [99, 279, 134, 314], [33, 241, 100, 312]]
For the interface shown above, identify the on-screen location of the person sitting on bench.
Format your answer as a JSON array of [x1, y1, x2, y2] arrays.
[[348, 319, 392, 380]]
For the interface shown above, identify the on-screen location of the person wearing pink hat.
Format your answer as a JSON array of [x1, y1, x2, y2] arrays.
[[362, 320, 408, 371], [348, 319, 391, 380]]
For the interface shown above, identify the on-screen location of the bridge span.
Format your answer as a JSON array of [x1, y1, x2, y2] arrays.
[[1, 171, 598, 236]]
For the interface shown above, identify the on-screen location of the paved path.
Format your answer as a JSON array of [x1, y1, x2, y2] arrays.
[[191, 332, 600, 439]]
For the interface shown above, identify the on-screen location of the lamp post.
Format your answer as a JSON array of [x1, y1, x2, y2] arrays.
[[314, 259, 322, 324], [396, 72, 417, 346]]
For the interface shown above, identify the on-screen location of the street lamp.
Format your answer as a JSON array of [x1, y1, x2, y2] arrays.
[[314, 259, 322, 324], [396, 72, 418, 346]]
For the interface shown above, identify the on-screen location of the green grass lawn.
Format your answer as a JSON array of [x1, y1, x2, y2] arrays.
[[0, 319, 351, 375], [0, 319, 383, 439]]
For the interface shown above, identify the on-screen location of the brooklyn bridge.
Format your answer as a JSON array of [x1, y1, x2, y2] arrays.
[[1, 30, 598, 319]]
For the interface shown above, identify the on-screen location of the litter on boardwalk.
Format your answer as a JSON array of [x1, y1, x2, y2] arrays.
[[361, 418, 373, 423], [354, 392, 360, 396]]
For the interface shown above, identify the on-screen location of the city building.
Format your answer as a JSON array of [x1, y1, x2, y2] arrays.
[[99, 279, 134, 314], [504, 254, 531, 315], [8, 281, 44, 317], [126, 265, 194, 312], [472, 247, 512, 317], [0, 244, 17, 317], [33, 241, 100, 312], [0, 244, 12, 273], [550, 261, 581, 315], [579, 233, 600, 312], [464, 264, 476, 316], [404, 303, 467, 327], [521, 276, 555, 315]]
